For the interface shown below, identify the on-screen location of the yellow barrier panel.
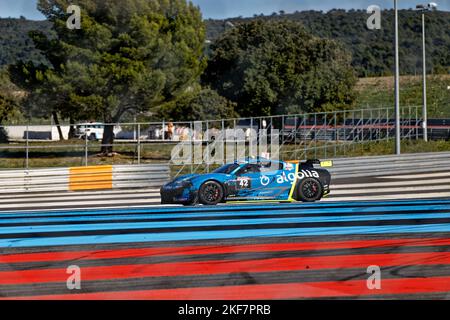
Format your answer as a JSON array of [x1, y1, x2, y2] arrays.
[[69, 165, 113, 191]]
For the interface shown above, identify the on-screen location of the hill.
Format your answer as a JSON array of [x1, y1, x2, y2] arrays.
[[1, 9, 449, 77], [0, 18, 52, 67], [355, 74, 450, 117], [206, 9, 450, 77]]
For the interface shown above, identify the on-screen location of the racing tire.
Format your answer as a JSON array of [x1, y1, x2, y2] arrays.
[[296, 178, 323, 202], [199, 181, 224, 206]]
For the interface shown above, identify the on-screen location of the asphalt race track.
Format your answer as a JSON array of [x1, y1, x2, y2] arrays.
[[1, 170, 450, 212], [1, 170, 450, 300], [2, 199, 450, 299]]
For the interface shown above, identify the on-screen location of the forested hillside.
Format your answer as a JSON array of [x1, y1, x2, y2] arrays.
[[1, 9, 449, 77], [0, 18, 52, 67], [206, 9, 450, 77]]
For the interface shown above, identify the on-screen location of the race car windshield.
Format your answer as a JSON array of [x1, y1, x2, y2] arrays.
[[213, 164, 240, 174]]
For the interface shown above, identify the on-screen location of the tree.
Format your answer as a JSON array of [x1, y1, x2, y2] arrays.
[[0, 69, 19, 122], [203, 10, 450, 77], [0, 69, 20, 142], [10, 0, 207, 154], [0, 95, 14, 123], [203, 20, 357, 117], [156, 86, 238, 121]]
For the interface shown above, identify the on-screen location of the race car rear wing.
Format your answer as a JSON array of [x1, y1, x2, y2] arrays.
[[286, 159, 334, 168]]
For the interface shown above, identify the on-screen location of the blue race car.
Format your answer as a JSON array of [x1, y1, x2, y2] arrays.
[[161, 158, 332, 206]]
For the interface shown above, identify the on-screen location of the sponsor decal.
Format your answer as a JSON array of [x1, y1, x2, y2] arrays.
[[298, 170, 320, 179], [260, 170, 320, 186], [260, 175, 271, 186], [277, 170, 319, 184], [237, 177, 251, 189], [285, 163, 294, 171]]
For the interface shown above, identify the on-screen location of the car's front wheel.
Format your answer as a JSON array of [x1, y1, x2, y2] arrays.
[[296, 178, 323, 202], [199, 181, 224, 206], [183, 194, 199, 206]]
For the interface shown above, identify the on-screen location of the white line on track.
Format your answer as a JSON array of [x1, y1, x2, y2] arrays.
[[333, 177, 450, 189], [332, 185, 450, 195], [380, 172, 450, 180], [325, 192, 450, 202], [0, 192, 160, 204], [0, 198, 162, 210], [0, 188, 160, 200]]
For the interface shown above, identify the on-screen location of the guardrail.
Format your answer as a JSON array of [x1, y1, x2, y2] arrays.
[[1, 106, 430, 170], [0, 164, 170, 194], [329, 152, 450, 178]]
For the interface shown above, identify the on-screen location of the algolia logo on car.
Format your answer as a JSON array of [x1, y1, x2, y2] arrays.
[[260, 170, 320, 186]]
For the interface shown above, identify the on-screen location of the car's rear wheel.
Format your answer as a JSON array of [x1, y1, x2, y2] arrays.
[[199, 181, 224, 206], [296, 178, 323, 202]]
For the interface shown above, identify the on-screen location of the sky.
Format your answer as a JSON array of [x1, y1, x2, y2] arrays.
[[0, 0, 449, 20]]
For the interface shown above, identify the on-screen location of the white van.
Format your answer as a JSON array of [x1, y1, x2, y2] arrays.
[[75, 123, 120, 141]]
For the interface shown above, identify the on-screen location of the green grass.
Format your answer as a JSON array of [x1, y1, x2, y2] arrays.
[[355, 75, 450, 117], [0, 140, 174, 169]]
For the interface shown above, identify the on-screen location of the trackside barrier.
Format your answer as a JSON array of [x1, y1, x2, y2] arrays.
[[329, 152, 450, 178], [0, 164, 170, 194]]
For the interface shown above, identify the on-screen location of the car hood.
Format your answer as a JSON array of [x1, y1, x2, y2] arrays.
[[168, 174, 197, 184], [167, 173, 230, 186]]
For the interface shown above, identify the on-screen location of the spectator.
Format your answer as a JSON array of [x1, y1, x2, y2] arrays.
[[166, 122, 174, 140]]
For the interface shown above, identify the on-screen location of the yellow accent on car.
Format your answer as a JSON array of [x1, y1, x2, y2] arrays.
[[320, 161, 334, 168], [69, 165, 113, 191], [287, 163, 300, 201]]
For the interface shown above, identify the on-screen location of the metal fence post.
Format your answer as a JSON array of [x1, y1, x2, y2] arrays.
[[294, 115, 298, 160], [334, 112, 337, 158], [26, 123, 29, 170], [416, 106, 419, 140], [162, 120, 166, 142], [409, 106, 412, 141], [303, 116, 307, 160], [314, 113, 317, 159], [343, 111, 347, 157], [85, 125, 88, 166], [361, 109, 365, 154], [378, 108, 381, 140], [137, 124, 141, 165], [222, 120, 225, 165], [190, 121, 194, 174], [206, 120, 209, 173]]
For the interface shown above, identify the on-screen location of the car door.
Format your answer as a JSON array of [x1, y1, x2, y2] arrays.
[[233, 164, 265, 199], [233, 162, 288, 200], [258, 161, 292, 200]]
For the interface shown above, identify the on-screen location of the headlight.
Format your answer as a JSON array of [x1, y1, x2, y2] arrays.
[[173, 180, 192, 188]]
